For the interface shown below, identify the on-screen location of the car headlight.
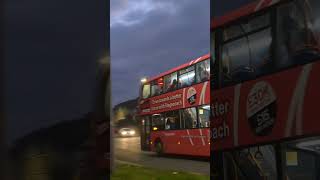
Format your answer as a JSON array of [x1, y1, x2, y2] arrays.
[[129, 130, 135, 135], [120, 131, 128, 135]]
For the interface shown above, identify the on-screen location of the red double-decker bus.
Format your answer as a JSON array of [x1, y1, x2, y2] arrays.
[[211, 0, 320, 179], [138, 54, 210, 157]]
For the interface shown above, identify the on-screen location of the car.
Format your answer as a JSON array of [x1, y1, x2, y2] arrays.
[[118, 127, 136, 137]]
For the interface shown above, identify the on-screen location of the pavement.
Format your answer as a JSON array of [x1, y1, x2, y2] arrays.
[[113, 136, 210, 175]]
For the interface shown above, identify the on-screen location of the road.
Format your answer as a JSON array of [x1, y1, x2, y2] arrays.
[[113, 136, 210, 175]]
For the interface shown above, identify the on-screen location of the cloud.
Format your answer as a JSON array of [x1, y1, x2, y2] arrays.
[[111, 0, 178, 27], [111, 0, 210, 106]]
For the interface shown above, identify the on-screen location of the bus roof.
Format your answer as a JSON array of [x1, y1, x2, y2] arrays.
[[211, 0, 280, 29], [145, 54, 210, 83]]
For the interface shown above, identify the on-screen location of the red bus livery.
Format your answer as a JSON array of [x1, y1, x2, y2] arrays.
[[138, 54, 210, 157], [211, 0, 320, 151], [211, 0, 320, 179]]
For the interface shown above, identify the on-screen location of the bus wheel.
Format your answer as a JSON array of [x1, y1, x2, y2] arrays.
[[155, 141, 163, 156]]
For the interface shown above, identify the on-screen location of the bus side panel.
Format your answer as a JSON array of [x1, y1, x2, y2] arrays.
[[212, 62, 320, 151], [150, 129, 210, 157], [141, 81, 210, 116], [237, 66, 301, 146], [303, 61, 320, 134], [211, 86, 235, 150], [195, 128, 211, 156]]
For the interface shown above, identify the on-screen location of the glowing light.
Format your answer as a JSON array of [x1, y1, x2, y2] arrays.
[[202, 105, 210, 110], [141, 78, 147, 83], [179, 72, 195, 81], [121, 131, 128, 135]]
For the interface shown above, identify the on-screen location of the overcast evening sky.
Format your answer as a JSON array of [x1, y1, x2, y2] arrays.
[[5, 0, 107, 144], [111, 0, 210, 106]]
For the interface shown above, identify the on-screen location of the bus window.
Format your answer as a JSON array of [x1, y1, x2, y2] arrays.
[[224, 145, 277, 180], [275, 0, 320, 69], [221, 14, 272, 86], [164, 110, 180, 130], [284, 137, 320, 180], [286, 150, 318, 180], [151, 114, 164, 131], [308, 0, 320, 35], [198, 105, 210, 128], [181, 107, 197, 129], [142, 84, 150, 99], [223, 14, 270, 42], [196, 59, 210, 83], [151, 78, 164, 96], [178, 66, 195, 88], [164, 72, 178, 93]]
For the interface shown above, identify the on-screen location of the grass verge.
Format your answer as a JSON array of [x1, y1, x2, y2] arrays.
[[111, 164, 210, 180]]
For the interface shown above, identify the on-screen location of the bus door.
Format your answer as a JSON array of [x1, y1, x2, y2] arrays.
[[140, 116, 151, 151]]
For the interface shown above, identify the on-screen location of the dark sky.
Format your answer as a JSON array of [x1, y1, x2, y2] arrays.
[[111, 0, 210, 106], [5, 0, 108, 144]]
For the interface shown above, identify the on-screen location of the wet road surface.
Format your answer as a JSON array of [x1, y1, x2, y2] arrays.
[[114, 136, 210, 175]]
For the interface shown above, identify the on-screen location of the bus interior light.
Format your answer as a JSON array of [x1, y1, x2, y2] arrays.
[[202, 105, 210, 110], [179, 73, 195, 81]]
